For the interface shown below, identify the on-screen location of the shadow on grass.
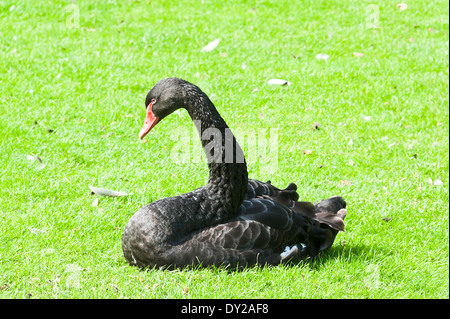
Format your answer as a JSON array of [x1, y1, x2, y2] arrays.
[[124, 242, 383, 275], [290, 242, 387, 271]]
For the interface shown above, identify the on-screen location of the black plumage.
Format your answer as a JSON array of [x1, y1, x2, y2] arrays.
[[122, 78, 347, 269]]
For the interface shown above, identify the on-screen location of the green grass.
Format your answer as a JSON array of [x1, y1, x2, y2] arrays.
[[0, 0, 448, 299]]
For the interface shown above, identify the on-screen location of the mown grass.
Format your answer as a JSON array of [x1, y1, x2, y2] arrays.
[[0, 0, 448, 298]]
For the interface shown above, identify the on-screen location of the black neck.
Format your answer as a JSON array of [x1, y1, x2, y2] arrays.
[[182, 84, 248, 219]]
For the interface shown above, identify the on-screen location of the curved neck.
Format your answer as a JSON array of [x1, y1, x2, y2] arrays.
[[183, 85, 248, 218]]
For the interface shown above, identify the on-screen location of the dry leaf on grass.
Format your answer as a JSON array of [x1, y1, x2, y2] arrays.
[[316, 53, 329, 61], [26, 155, 46, 170], [428, 179, 443, 186], [27, 155, 42, 163], [201, 39, 220, 52], [303, 150, 313, 155], [267, 79, 291, 86], [89, 185, 132, 197]]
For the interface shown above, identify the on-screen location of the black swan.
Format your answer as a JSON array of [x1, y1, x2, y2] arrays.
[[122, 77, 347, 269]]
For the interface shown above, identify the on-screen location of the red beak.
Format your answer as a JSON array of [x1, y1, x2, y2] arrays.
[[139, 101, 159, 139]]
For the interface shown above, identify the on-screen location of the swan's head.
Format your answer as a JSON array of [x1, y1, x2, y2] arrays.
[[139, 78, 186, 139]]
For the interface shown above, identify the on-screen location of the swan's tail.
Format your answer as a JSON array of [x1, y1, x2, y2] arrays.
[[309, 195, 347, 254], [246, 180, 347, 257], [315, 195, 348, 229]]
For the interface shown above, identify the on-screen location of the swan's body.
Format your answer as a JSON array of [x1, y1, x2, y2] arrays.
[[122, 78, 347, 269]]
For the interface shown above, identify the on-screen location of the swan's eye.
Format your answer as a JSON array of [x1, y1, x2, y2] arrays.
[[151, 98, 156, 104]]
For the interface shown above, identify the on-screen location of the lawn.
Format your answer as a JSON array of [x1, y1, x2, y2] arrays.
[[0, 0, 448, 299]]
